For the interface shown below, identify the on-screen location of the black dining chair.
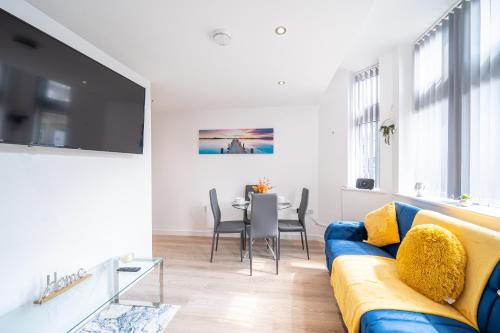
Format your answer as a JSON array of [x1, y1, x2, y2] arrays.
[[209, 188, 245, 263], [278, 188, 310, 260], [248, 193, 279, 276]]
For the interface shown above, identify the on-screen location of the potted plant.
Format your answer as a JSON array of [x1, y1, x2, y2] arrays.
[[459, 194, 471, 207], [379, 120, 396, 145]]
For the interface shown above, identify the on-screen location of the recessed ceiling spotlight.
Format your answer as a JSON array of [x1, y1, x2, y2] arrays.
[[277, 80, 286, 85], [275, 26, 287, 35], [212, 28, 232, 46]]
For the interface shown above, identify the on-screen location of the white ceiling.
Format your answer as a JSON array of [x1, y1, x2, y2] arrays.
[[25, 0, 454, 112], [342, 0, 456, 71]]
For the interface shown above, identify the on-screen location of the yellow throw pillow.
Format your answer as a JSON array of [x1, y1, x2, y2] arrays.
[[364, 202, 400, 247], [396, 224, 466, 304]]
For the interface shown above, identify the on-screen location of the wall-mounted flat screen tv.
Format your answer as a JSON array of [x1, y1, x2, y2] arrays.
[[0, 9, 145, 154]]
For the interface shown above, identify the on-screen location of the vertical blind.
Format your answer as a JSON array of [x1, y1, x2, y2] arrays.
[[413, 0, 500, 206], [351, 66, 379, 185]]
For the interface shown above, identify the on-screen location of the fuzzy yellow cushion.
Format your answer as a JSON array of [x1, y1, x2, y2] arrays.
[[364, 202, 400, 247], [396, 224, 466, 304]]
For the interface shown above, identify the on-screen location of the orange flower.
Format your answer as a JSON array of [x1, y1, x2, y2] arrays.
[[252, 178, 273, 193]]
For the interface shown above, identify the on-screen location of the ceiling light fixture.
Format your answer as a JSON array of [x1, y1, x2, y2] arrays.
[[277, 80, 286, 85], [275, 26, 287, 35], [212, 29, 232, 46]]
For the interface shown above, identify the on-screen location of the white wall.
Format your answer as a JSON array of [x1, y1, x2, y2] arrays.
[[317, 44, 414, 224], [152, 106, 323, 238], [0, 0, 152, 316], [378, 49, 398, 193], [341, 189, 393, 220], [316, 61, 399, 225], [318, 68, 351, 226]]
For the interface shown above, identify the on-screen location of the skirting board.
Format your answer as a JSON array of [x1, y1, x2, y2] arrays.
[[153, 229, 324, 242]]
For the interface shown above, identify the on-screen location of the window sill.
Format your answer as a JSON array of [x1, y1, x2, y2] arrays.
[[341, 186, 388, 195], [394, 193, 500, 220]]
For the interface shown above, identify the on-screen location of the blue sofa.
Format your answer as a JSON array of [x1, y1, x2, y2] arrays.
[[324, 202, 500, 333]]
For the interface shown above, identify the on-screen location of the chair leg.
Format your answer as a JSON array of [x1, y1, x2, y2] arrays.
[[303, 229, 310, 260], [249, 234, 253, 276], [300, 232, 305, 250], [215, 233, 219, 251], [210, 231, 216, 263], [275, 236, 279, 275], [240, 232, 243, 262], [243, 227, 246, 250], [278, 231, 281, 260]]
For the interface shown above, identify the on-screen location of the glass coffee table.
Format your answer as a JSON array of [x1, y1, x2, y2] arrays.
[[0, 257, 164, 333]]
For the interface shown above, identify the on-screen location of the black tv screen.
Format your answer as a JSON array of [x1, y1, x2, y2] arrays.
[[0, 9, 145, 154]]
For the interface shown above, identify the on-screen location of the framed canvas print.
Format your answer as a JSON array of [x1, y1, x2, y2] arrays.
[[199, 128, 274, 154]]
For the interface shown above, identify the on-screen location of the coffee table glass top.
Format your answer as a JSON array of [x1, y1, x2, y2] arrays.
[[0, 257, 162, 333]]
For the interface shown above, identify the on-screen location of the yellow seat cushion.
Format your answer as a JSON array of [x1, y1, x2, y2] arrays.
[[331, 255, 472, 333], [396, 224, 466, 304], [364, 202, 400, 247]]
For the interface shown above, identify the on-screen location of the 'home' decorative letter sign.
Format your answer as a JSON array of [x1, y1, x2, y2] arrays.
[[34, 268, 91, 304]]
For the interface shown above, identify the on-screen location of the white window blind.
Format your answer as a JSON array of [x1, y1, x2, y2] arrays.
[[413, 0, 500, 206], [351, 66, 379, 186]]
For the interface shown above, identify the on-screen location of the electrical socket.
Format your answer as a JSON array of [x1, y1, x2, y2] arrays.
[[307, 209, 314, 215]]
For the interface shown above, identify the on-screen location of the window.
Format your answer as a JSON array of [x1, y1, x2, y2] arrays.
[[350, 66, 379, 187], [46, 80, 71, 103], [413, 0, 500, 206]]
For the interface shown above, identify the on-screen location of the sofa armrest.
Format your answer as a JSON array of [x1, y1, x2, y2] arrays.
[[324, 221, 367, 242]]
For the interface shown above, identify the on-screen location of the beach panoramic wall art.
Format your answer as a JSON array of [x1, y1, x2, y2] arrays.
[[199, 128, 274, 154]]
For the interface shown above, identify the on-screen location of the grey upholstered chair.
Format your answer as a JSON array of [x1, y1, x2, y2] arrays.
[[209, 188, 245, 263], [242, 185, 255, 250], [278, 188, 310, 259], [243, 185, 255, 223], [248, 193, 279, 276]]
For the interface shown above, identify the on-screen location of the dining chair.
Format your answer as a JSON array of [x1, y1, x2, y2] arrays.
[[209, 188, 245, 263], [248, 193, 279, 276], [242, 184, 255, 250], [243, 184, 255, 222], [278, 188, 310, 260]]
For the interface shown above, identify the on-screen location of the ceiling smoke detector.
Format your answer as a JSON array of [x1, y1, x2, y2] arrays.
[[275, 26, 287, 35], [212, 29, 232, 46]]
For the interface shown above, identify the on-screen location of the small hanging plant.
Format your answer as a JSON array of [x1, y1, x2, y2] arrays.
[[379, 119, 396, 145]]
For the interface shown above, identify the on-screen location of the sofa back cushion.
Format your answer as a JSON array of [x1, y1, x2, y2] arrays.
[[365, 202, 400, 247], [412, 210, 500, 330], [382, 202, 420, 257]]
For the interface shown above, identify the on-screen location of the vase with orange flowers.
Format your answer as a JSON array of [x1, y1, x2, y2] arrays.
[[252, 178, 273, 193]]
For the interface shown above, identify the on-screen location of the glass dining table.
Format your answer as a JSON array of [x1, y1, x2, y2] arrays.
[[231, 201, 292, 211]]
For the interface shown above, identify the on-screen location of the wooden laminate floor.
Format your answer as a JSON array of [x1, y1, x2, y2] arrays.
[[129, 235, 345, 333]]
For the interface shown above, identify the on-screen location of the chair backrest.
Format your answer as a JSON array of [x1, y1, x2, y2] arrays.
[[298, 188, 309, 225], [244, 185, 255, 201], [250, 193, 278, 239], [209, 188, 221, 229]]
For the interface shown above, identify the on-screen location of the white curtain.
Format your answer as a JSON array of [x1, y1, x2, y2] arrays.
[[414, 26, 449, 198], [413, 0, 500, 206], [351, 67, 379, 186], [469, 0, 500, 206]]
